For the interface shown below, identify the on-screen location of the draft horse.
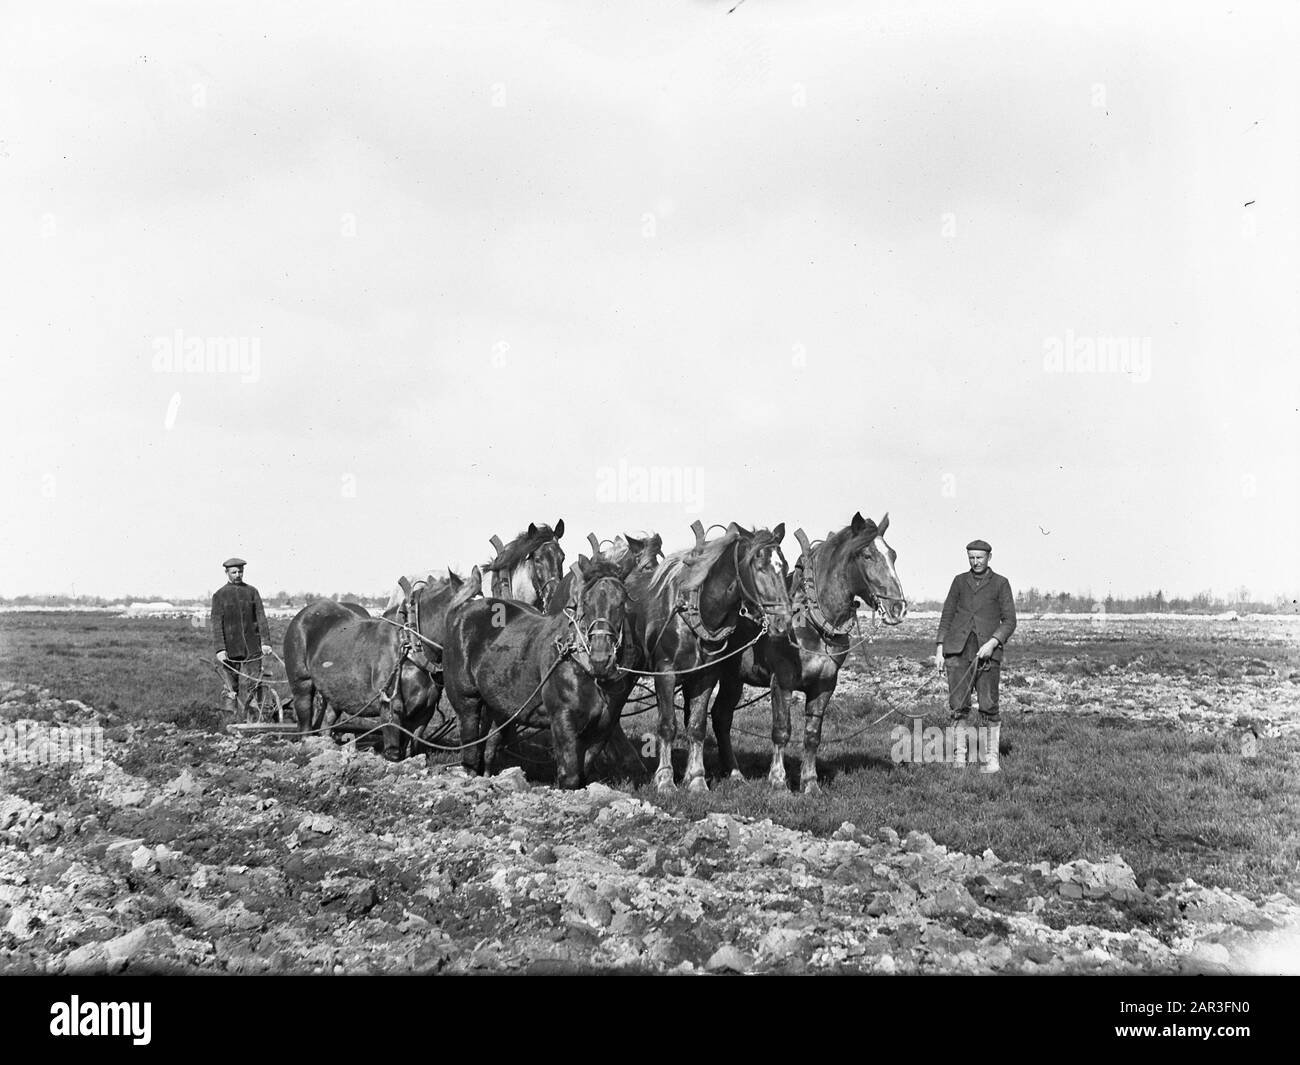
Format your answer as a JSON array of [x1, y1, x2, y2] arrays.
[[711, 511, 907, 793], [441, 553, 631, 789], [624, 521, 793, 792], [284, 572, 465, 760]]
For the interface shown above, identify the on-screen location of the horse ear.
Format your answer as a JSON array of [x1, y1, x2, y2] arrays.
[[851, 511, 867, 533], [448, 568, 462, 588], [772, 522, 785, 542], [876, 512, 890, 537], [527, 523, 538, 537], [691, 520, 706, 549], [489, 534, 504, 553], [554, 518, 565, 539], [727, 521, 746, 537], [587, 532, 602, 555], [397, 576, 411, 596], [455, 566, 483, 602]]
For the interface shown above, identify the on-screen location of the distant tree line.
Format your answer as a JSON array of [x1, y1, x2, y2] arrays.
[[908, 588, 1296, 614], [0, 591, 392, 609]]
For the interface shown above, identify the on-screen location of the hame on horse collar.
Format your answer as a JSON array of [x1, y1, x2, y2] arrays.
[[670, 520, 790, 645], [791, 513, 906, 643]]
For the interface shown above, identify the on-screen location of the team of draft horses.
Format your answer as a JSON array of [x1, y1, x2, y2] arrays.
[[283, 513, 907, 793]]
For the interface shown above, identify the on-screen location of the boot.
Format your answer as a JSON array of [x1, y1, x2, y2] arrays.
[[980, 723, 1001, 774], [952, 721, 969, 769]]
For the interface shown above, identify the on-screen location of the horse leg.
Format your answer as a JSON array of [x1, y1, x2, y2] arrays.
[[381, 688, 405, 762], [768, 678, 793, 791], [290, 677, 315, 736], [455, 696, 487, 777], [550, 700, 584, 789], [799, 685, 834, 794], [410, 682, 442, 760], [484, 719, 516, 776], [683, 678, 715, 793], [710, 670, 745, 782], [653, 673, 677, 791]]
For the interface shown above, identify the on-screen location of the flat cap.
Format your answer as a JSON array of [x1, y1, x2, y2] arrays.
[[222, 557, 247, 568], [965, 540, 992, 553]]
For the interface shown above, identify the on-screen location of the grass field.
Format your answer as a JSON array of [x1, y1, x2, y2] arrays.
[[2, 610, 1298, 899]]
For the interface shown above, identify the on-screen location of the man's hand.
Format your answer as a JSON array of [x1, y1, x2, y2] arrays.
[[216, 651, 228, 663], [261, 644, 272, 656], [977, 639, 999, 661], [934, 646, 945, 672]]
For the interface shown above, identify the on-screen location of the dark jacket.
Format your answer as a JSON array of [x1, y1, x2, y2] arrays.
[[936, 569, 1017, 659], [211, 581, 270, 658]]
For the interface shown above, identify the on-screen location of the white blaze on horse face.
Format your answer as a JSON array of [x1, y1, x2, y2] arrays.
[[511, 560, 536, 604], [874, 537, 904, 601]]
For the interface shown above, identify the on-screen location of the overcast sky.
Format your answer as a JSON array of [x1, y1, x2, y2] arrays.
[[1, 0, 1296, 601]]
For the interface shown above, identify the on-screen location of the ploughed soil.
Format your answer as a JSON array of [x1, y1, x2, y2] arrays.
[[1, 676, 1297, 975]]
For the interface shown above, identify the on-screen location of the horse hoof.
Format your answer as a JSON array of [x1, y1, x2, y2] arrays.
[[687, 775, 709, 794], [653, 768, 676, 791], [801, 779, 821, 796]]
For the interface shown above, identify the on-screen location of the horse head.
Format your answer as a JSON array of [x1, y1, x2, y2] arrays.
[[729, 521, 793, 635], [487, 520, 566, 610], [526, 519, 565, 611], [845, 511, 907, 625], [607, 529, 664, 579], [566, 553, 627, 679]]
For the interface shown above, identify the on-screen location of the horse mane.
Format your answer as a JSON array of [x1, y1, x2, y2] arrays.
[[486, 524, 558, 573], [813, 517, 879, 571], [574, 556, 626, 584], [607, 530, 663, 561], [647, 529, 741, 597]]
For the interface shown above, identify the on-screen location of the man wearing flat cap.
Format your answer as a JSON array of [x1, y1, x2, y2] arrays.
[[934, 539, 1017, 773], [211, 558, 272, 712]]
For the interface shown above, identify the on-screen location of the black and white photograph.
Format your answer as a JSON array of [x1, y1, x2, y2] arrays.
[[1, 0, 1297, 1036]]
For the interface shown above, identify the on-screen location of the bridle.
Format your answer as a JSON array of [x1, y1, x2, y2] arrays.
[[735, 537, 792, 626], [397, 581, 442, 675], [560, 575, 625, 677], [489, 540, 564, 611], [676, 533, 789, 645], [792, 532, 905, 642], [853, 547, 907, 621]]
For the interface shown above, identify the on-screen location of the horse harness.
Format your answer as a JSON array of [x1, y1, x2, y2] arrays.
[[557, 575, 625, 677], [488, 534, 559, 608], [393, 580, 441, 687], [672, 534, 785, 651], [789, 527, 904, 652]]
